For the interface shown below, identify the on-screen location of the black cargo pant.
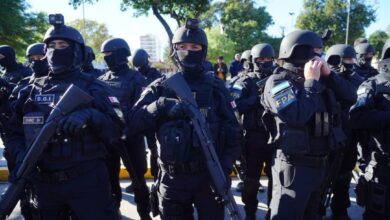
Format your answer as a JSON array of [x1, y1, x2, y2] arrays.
[[32, 161, 119, 220], [158, 168, 225, 220], [241, 130, 273, 218], [270, 150, 326, 220]]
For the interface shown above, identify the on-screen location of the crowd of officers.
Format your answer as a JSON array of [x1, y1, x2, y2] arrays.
[[1, 13, 390, 220]]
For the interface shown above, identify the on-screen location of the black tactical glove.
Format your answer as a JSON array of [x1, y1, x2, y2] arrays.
[[58, 108, 103, 136], [147, 97, 192, 119]]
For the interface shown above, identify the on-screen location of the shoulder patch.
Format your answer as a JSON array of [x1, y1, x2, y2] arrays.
[[271, 81, 296, 111], [271, 81, 291, 94]]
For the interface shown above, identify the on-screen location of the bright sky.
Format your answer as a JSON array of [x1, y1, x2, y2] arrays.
[[28, 0, 389, 55]]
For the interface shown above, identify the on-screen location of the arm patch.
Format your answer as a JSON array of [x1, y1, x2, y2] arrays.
[[272, 81, 297, 111]]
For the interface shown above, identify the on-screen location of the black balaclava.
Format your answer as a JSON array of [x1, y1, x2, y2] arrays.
[[30, 58, 49, 77], [357, 55, 372, 68], [137, 65, 150, 76], [175, 49, 204, 80], [0, 46, 18, 70], [104, 48, 129, 72], [46, 40, 83, 75], [82, 52, 94, 72], [255, 60, 273, 70]]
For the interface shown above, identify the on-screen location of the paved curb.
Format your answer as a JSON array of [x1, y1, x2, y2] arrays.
[[0, 166, 241, 182]]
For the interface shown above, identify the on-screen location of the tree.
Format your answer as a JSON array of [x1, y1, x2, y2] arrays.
[[0, 0, 49, 60], [202, 0, 273, 53], [368, 30, 389, 57], [296, 0, 376, 46], [70, 0, 211, 41], [68, 19, 112, 61], [205, 27, 236, 63]]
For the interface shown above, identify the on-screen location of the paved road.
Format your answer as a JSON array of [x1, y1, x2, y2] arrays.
[[1, 177, 364, 220]]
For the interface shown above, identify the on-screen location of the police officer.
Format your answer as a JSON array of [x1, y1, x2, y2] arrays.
[[9, 43, 50, 220], [82, 45, 104, 78], [132, 48, 161, 84], [226, 49, 252, 194], [9, 43, 50, 102], [131, 48, 161, 182], [354, 43, 378, 80], [26, 43, 50, 78], [261, 30, 356, 220], [6, 14, 121, 220], [350, 56, 390, 220], [129, 19, 242, 219], [233, 43, 276, 220], [325, 44, 364, 219], [240, 49, 254, 74], [98, 38, 151, 219], [0, 45, 32, 86]]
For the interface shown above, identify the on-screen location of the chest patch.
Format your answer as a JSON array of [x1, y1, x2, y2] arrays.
[[23, 116, 44, 125], [34, 94, 55, 104], [106, 81, 123, 89]]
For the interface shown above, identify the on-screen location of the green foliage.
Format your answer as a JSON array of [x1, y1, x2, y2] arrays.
[[296, 0, 376, 46], [202, 0, 273, 53], [68, 19, 112, 61], [368, 30, 389, 57], [0, 0, 49, 60], [69, 0, 211, 41], [205, 27, 236, 63], [120, 0, 210, 23]]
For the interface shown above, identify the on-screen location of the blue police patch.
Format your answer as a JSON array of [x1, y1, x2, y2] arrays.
[[230, 84, 243, 99], [23, 116, 44, 124], [272, 81, 296, 111], [354, 88, 370, 109], [271, 81, 291, 95], [35, 94, 55, 104]]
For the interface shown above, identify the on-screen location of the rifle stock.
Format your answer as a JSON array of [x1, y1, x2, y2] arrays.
[[162, 73, 243, 220], [0, 84, 93, 219]]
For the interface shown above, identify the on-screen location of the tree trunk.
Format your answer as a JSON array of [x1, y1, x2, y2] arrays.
[[151, 4, 173, 41]]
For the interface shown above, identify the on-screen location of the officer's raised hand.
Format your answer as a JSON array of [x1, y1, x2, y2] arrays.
[[304, 57, 322, 81], [58, 108, 104, 136]]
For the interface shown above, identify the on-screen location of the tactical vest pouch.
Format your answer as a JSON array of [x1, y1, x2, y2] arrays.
[[23, 112, 45, 147], [157, 120, 192, 163], [280, 127, 310, 155], [261, 110, 278, 144]]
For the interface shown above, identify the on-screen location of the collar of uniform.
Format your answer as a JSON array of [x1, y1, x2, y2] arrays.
[[48, 69, 80, 81], [110, 63, 129, 74]]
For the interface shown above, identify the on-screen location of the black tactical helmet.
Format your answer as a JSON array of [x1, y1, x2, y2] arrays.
[[132, 49, 149, 68], [172, 18, 208, 56], [100, 38, 131, 57], [26, 43, 45, 57], [241, 50, 251, 63], [85, 46, 95, 62], [251, 43, 275, 63], [279, 30, 323, 61], [354, 43, 375, 56], [381, 38, 390, 60], [325, 44, 356, 65]]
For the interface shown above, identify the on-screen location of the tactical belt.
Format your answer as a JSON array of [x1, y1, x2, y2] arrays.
[[277, 150, 328, 168], [37, 160, 100, 182], [159, 161, 207, 175]]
